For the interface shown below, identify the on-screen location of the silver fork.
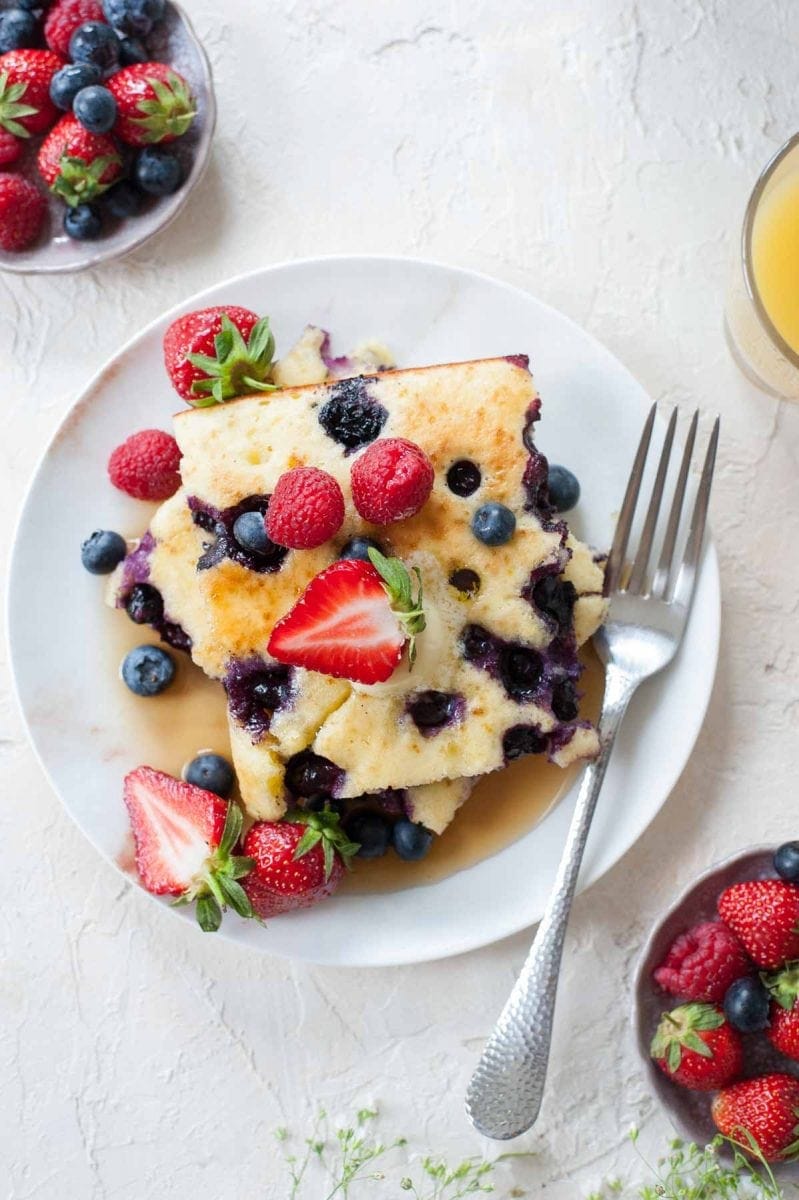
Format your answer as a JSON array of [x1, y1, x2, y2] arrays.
[[465, 405, 720, 1141]]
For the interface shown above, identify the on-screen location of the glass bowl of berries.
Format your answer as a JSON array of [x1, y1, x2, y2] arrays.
[[0, 0, 215, 272], [634, 844, 799, 1171]]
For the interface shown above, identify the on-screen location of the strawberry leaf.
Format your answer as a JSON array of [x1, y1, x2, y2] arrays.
[[196, 893, 223, 932], [367, 548, 426, 667], [187, 314, 277, 405]]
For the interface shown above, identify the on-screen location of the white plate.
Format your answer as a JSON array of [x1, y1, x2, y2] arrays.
[[7, 256, 721, 966]]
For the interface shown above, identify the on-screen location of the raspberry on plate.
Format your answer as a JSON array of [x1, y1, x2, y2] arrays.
[[108, 428, 182, 500], [653, 920, 752, 1003], [266, 466, 345, 550], [0, 173, 46, 251], [44, 0, 105, 58], [351, 437, 434, 524]]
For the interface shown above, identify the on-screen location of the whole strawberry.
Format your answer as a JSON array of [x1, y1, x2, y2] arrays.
[[38, 112, 122, 205], [45, 0, 105, 58], [653, 921, 752, 1003], [0, 173, 47, 251], [124, 766, 255, 932], [108, 428, 181, 500], [719, 878, 799, 969], [650, 1002, 742, 1092], [712, 1073, 799, 1162], [764, 962, 799, 1060], [241, 809, 358, 918], [163, 306, 277, 404], [0, 49, 64, 138], [108, 63, 195, 146]]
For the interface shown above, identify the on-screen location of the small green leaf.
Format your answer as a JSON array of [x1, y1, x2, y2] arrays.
[[293, 825, 323, 860], [196, 893, 222, 932]]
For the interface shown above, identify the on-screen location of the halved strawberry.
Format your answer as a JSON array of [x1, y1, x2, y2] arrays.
[[267, 550, 426, 685], [123, 766, 255, 932]]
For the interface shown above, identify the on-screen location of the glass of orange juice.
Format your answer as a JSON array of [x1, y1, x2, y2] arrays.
[[725, 133, 799, 399]]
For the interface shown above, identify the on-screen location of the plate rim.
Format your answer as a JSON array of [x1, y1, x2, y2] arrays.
[[6, 253, 722, 965]]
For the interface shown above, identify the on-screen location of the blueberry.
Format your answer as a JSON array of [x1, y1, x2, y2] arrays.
[[346, 811, 390, 859], [531, 575, 576, 631], [407, 690, 459, 731], [318, 378, 387, 450], [0, 9, 38, 52], [17, 0, 42, 9], [499, 643, 543, 698], [69, 21, 122, 75], [471, 502, 516, 546], [392, 819, 434, 861], [460, 623, 493, 663], [102, 0, 165, 37], [103, 179, 143, 218], [284, 751, 343, 799], [224, 660, 291, 739], [503, 725, 547, 760], [775, 842, 799, 882], [551, 678, 579, 721], [50, 62, 103, 110], [134, 146, 182, 195], [251, 670, 292, 711], [446, 459, 481, 497], [184, 752, 235, 798], [449, 567, 480, 596], [125, 582, 163, 625], [547, 465, 581, 513], [64, 203, 103, 240], [73, 84, 117, 133], [80, 529, 127, 574], [121, 644, 175, 696], [338, 535, 383, 562], [232, 510, 275, 557], [118, 35, 147, 65], [723, 977, 770, 1033]]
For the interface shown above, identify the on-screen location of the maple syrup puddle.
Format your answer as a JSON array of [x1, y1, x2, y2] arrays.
[[107, 608, 604, 895]]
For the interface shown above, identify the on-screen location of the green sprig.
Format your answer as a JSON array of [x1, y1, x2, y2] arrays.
[[367, 547, 426, 668]]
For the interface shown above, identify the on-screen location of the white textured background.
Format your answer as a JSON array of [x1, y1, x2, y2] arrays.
[[2, 1, 799, 1195]]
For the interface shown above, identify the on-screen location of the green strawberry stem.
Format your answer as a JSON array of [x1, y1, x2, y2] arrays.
[[764, 960, 799, 1010], [187, 314, 278, 406], [51, 153, 122, 207], [650, 1002, 724, 1071], [367, 547, 426, 668], [290, 809, 360, 880], [129, 70, 196, 143], [171, 802, 256, 932], [0, 72, 37, 138]]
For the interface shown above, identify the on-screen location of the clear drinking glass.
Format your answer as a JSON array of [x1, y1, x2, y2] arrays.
[[724, 133, 799, 400]]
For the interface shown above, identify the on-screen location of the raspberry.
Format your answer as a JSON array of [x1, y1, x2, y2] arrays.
[[653, 921, 752, 1003], [0, 174, 46, 252], [44, 0, 105, 57], [266, 467, 345, 549], [108, 429, 182, 501], [0, 131, 23, 167], [350, 438, 434, 525]]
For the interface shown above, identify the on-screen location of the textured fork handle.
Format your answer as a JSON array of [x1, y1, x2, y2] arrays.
[[465, 666, 637, 1140]]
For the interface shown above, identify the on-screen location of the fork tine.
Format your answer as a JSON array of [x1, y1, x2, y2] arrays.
[[627, 407, 678, 594], [671, 415, 720, 609], [651, 410, 698, 599], [605, 403, 656, 594]]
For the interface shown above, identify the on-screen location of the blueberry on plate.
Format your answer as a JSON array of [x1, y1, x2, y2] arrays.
[[0, 9, 38, 52], [103, 179, 143, 218], [118, 36, 147, 65], [547, 464, 581, 513], [184, 752, 235, 798], [134, 146, 182, 196], [723, 976, 770, 1033], [102, 0, 165, 38], [81, 529, 127, 574], [50, 62, 104, 111], [69, 21, 121, 75], [73, 84, 117, 134], [338, 535, 383, 562], [344, 811, 390, 859], [392, 819, 434, 861], [774, 842, 799, 882], [64, 203, 103, 240], [471, 501, 516, 546], [121, 644, 175, 696], [232, 510, 274, 556]]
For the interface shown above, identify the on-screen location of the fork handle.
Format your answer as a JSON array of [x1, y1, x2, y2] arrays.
[[465, 665, 637, 1140]]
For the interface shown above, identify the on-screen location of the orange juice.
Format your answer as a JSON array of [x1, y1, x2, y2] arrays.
[[751, 168, 799, 354]]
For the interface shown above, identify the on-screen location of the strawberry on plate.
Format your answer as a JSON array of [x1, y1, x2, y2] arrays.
[[0, 49, 64, 138], [123, 766, 255, 932], [108, 62, 196, 146], [38, 112, 122, 205], [650, 1002, 742, 1092], [241, 809, 359, 918], [718, 878, 799, 969], [163, 306, 277, 404], [712, 1073, 799, 1162], [268, 550, 427, 685], [653, 920, 752, 1003]]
